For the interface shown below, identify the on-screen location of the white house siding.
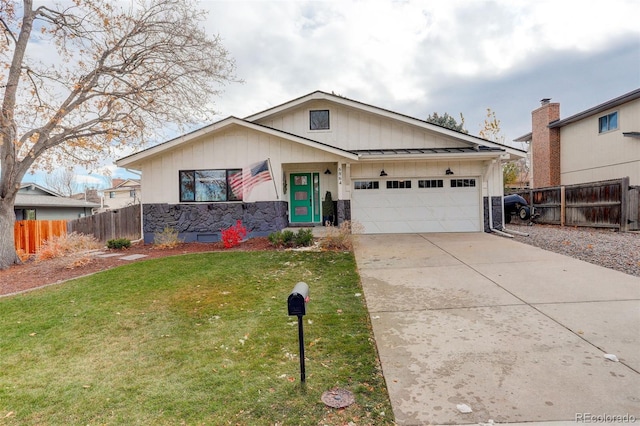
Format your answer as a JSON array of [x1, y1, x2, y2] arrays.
[[139, 125, 347, 204], [253, 100, 466, 152], [560, 99, 640, 186]]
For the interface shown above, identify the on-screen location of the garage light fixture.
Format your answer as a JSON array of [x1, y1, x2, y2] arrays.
[[379, 169, 388, 177], [445, 168, 454, 175], [324, 168, 332, 174]]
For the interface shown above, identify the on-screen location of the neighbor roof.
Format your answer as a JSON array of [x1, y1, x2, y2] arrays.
[[15, 194, 100, 208], [549, 88, 640, 129]]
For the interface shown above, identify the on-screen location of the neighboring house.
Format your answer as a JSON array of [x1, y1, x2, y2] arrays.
[[96, 178, 141, 212], [515, 88, 640, 188], [15, 183, 99, 220], [116, 91, 525, 242]]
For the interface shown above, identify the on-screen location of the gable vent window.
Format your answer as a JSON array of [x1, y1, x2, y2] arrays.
[[386, 180, 411, 189], [599, 112, 618, 133], [310, 109, 330, 130]]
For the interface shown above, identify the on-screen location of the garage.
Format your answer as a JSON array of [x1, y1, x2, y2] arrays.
[[351, 177, 481, 233]]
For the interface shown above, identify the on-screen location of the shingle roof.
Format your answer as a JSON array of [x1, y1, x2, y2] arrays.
[[15, 194, 100, 208]]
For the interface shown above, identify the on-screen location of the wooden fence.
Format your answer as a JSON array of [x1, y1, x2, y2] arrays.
[[14, 220, 68, 255], [67, 204, 141, 242], [514, 177, 639, 231]]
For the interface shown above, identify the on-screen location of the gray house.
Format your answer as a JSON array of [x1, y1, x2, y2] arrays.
[[15, 183, 99, 220]]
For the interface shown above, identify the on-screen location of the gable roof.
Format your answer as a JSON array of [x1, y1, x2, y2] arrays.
[[246, 90, 526, 157], [117, 116, 360, 168], [16, 183, 100, 208], [117, 91, 526, 168]]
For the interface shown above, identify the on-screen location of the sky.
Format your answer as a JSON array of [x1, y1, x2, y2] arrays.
[[24, 0, 640, 190]]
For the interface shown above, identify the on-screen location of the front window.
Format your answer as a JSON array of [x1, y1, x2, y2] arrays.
[[179, 169, 242, 202], [599, 112, 618, 133], [310, 109, 330, 130]]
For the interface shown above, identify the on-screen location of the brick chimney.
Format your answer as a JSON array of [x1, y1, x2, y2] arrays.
[[531, 98, 560, 188]]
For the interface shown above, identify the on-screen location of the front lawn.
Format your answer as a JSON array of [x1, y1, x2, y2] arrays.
[[0, 251, 393, 425]]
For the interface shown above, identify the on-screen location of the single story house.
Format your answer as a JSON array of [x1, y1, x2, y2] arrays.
[[116, 91, 525, 242], [515, 88, 640, 188], [15, 183, 100, 220]]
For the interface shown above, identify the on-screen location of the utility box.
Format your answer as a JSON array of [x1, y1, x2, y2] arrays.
[[288, 282, 309, 316]]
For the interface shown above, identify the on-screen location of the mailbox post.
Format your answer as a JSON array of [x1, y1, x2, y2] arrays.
[[287, 282, 309, 383]]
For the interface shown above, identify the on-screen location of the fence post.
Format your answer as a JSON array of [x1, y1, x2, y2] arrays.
[[560, 186, 565, 227], [620, 177, 630, 232]]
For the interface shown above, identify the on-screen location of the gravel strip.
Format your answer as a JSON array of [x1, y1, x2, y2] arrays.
[[503, 223, 640, 277]]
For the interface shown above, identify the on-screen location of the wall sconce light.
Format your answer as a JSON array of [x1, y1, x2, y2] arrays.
[[324, 168, 332, 175], [380, 169, 388, 177], [445, 168, 454, 175]]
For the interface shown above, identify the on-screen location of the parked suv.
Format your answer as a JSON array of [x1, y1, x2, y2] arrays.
[[504, 194, 531, 223]]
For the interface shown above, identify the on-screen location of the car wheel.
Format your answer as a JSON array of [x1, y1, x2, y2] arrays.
[[519, 206, 531, 220]]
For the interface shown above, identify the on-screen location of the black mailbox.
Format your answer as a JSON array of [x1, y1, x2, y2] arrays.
[[288, 282, 309, 316]]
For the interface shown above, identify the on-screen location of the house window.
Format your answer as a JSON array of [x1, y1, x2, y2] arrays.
[[129, 190, 136, 198], [25, 209, 36, 220], [386, 180, 411, 189], [599, 112, 618, 133], [179, 169, 242, 202], [310, 110, 330, 130], [450, 179, 476, 188], [109, 191, 115, 198], [418, 179, 444, 188], [354, 181, 379, 190]]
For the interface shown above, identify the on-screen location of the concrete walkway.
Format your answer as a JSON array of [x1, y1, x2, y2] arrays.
[[353, 233, 640, 425]]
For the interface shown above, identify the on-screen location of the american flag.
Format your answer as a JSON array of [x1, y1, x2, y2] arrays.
[[229, 160, 272, 200]]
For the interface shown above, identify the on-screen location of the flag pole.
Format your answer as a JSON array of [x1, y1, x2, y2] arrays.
[[267, 158, 279, 200]]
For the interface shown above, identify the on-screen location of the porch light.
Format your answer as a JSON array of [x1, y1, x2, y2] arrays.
[[445, 168, 454, 175], [324, 168, 332, 174], [380, 169, 388, 177]]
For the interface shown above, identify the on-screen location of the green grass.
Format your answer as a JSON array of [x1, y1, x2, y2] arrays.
[[0, 251, 393, 425]]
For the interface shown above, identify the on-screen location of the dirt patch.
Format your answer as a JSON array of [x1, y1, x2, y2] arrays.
[[0, 238, 274, 297]]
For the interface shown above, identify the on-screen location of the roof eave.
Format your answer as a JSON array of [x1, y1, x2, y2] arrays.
[[357, 151, 507, 161]]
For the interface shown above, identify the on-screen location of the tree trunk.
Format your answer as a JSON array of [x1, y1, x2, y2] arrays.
[[0, 194, 19, 270]]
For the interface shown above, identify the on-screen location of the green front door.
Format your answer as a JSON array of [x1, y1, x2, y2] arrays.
[[290, 173, 320, 223]]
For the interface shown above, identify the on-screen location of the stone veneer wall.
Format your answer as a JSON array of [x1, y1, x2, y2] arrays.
[[143, 201, 289, 243], [483, 196, 503, 232], [336, 200, 351, 225]]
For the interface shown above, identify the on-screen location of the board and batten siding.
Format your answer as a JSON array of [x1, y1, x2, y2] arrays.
[[254, 101, 466, 151], [560, 98, 640, 186], [139, 126, 346, 204]]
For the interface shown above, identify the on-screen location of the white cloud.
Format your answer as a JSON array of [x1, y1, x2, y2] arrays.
[[20, 0, 640, 183]]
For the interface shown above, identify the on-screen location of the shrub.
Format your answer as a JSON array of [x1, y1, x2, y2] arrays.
[[36, 232, 101, 261], [293, 228, 314, 247], [319, 221, 362, 251], [153, 226, 183, 249], [107, 238, 131, 250], [221, 220, 248, 249], [268, 228, 314, 248]]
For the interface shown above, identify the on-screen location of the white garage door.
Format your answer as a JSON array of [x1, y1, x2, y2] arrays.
[[351, 178, 481, 233]]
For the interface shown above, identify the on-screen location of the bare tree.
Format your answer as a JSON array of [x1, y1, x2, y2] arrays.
[[44, 168, 78, 196], [0, 0, 238, 269]]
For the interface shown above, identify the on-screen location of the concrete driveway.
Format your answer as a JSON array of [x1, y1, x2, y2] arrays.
[[353, 233, 640, 425]]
